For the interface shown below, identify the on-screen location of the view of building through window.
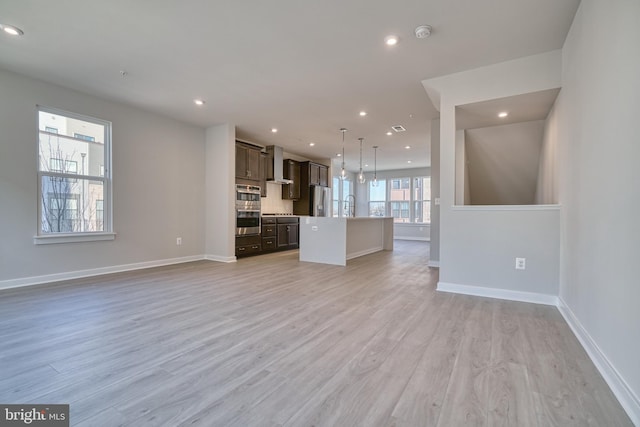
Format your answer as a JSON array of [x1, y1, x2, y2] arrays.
[[368, 177, 430, 223], [369, 179, 387, 217], [38, 108, 110, 234]]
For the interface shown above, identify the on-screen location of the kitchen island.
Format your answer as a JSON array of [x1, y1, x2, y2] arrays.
[[299, 216, 394, 266]]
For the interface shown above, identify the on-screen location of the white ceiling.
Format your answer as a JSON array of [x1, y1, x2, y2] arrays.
[[0, 0, 579, 171], [456, 88, 561, 130]]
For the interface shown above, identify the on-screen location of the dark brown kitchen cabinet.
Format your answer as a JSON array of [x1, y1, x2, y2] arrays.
[[299, 161, 329, 187], [236, 142, 261, 182], [261, 217, 277, 251], [309, 163, 321, 186], [282, 159, 300, 199], [293, 161, 330, 215], [277, 222, 299, 249], [319, 164, 329, 186], [235, 235, 261, 257]]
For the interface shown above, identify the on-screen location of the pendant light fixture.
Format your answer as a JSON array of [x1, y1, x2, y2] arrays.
[[357, 137, 366, 184], [372, 145, 379, 187], [339, 128, 348, 180]]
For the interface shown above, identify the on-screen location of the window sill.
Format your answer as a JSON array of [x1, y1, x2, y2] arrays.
[[34, 232, 116, 245]]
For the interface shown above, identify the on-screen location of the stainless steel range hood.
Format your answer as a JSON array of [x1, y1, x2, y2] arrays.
[[265, 145, 293, 184]]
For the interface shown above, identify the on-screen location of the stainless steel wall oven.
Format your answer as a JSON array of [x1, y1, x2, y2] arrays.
[[236, 184, 261, 235]]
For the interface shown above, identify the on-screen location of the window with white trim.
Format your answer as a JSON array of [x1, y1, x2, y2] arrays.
[[37, 107, 112, 237], [413, 176, 431, 223], [332, 177, 353, 217], [389, 178, 411, 223], [368, 176, 430, 223], [368, 179, 387, 217]]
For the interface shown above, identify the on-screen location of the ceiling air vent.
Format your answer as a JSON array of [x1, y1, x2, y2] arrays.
[[391, 125, 406, 132]]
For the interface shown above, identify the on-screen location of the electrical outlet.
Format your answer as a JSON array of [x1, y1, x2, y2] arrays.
[[515, 257, 526, 270], [176, 237, 182, 246]]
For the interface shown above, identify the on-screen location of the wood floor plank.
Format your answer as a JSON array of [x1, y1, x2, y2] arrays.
[[0, 241, 632, 427], [389, 294, 474, 426], [436, 298, 493, 426]]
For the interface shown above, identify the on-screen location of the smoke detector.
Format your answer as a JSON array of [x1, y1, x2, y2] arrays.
[[415, 25, 432, 39]]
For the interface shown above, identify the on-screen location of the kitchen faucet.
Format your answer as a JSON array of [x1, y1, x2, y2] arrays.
[[344, 195, 355, 217]]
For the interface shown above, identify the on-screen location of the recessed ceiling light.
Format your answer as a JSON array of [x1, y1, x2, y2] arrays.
[[359, 111, 367, 117], [407, 160, 412, 164], [405, 145, 411, 149], [309, 142, 315, 147], [193, 99, 205, 106], [271, 128, 278, 133], [384, 35, 399, 46], [498, 111, 509, 118], [365, 164, 369, 167], [1, 24, 24, 36], [386, 131, 393, 136], [337, 153, 342, 157]]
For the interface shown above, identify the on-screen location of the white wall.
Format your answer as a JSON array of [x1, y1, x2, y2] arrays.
[[465, 120, 545, 205], [454, 130, 466, 205], [393, 223, 430, 241], [422, 50, 562, 299], [440, 206, 560, 299], [205, 123, 235, 262], [429, 118, 441, 266], [535, 99, 559, 204], [0, 69, 206, 286], [557, 0, 640, 421]]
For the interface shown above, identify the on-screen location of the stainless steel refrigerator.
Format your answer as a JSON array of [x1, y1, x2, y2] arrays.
[[310, 185, 332, 216]]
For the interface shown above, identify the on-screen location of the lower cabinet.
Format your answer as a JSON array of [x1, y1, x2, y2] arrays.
[[262, 218, 277, 252], [277, 220, 299, 250], [235, 235, 261, 257], [237, 216, 299, 257]]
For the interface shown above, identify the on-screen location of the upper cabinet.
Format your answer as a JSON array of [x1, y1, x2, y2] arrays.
[[292, 161, 329, 215], [301, 161, 329, 187], [236, 142, 261, 182], [282, 159, 300, 199]]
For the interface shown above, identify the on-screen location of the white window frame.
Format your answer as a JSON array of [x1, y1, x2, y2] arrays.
[[34, 106, 115, 244], [367, 175, 431, 224], [412, 176, 431, 224]]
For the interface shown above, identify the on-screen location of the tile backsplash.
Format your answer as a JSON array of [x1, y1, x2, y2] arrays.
[[261, 182, 293, 213]]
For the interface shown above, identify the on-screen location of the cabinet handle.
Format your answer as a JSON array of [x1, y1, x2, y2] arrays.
[[252, 245, 259, 249], [238, 247, 245, 252]]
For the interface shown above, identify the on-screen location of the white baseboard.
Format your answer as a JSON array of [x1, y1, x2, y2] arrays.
[[394, 236, 430, 241], [558, 298, 640, 426], [428, 260, 440, 268], [346, 246, 383, 261], [436, 281, 638, 425], [205, 254, 237, 263], [0, 255, 205, 291], [436, 281, 558, 306]]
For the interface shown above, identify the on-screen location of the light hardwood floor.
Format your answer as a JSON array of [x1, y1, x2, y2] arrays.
[[0, 241, 632, 426]]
